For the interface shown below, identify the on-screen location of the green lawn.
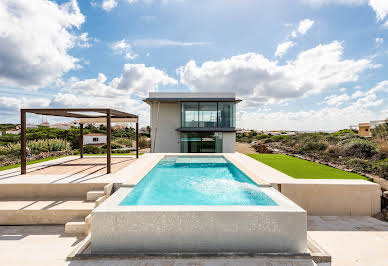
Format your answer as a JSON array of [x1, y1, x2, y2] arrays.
[[248, 154, 368, 180], [0, 156, 68, 172]]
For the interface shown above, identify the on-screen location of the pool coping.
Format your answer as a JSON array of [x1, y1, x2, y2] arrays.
[[113, 153, 272, 188]]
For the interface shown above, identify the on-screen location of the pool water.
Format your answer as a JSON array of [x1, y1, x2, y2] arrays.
[[119, 156, 278, 206]]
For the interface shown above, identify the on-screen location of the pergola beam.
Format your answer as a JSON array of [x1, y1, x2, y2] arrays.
[[19, 108, 139, 175], [79, 117, 138, 124]]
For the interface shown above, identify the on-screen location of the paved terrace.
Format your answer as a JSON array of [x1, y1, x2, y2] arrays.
[[0, 216, 387, 265], [0, 156, 136, 185]]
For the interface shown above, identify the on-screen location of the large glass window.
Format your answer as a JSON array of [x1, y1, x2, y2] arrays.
[[180, 132, 223, 153], [218, 102, 235, 128], [181, 102, 199, 127], [181, 102, 236, 128], [199, 102, 217, 127]]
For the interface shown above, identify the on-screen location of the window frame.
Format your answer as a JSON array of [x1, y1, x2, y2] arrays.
[[180, 101, 235, 128]]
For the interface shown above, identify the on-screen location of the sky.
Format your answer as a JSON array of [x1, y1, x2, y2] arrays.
[[0, 0, 387, 131]]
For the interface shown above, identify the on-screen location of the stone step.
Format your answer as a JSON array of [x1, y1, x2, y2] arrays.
[[65, 217, 86, 234], [104, 183, 113, 195], [0, 183, 108, 200], [85, 213, 92, 235], [0, 200, 95, 225], [95, 195, 108, 208], [86, 190, 105, 201]]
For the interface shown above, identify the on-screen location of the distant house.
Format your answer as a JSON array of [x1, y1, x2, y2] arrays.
[[83, 133, 107, 145], [51, 123, 72, 130], [358, 120, 386, 137], [5, 129, 21, 135]]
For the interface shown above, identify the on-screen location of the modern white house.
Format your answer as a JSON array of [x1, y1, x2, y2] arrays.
[[144, 92, 241, 153], [83, 133, 107, 145]]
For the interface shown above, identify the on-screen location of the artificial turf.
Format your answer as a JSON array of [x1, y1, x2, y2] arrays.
[[247, 153, 368, 180]]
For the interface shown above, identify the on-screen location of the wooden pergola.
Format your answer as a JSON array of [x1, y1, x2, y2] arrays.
[[20, 108, 139, 175]]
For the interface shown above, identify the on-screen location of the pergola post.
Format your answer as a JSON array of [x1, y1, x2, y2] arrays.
[[80, 123, 84, 158], [107, 109, 111, 174], [136, 120, 139, 158], [20, 110, 26, 175]]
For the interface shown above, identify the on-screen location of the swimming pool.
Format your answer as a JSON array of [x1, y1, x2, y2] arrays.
[[120, 156, 278, 206], [91, 153, 307, 254]]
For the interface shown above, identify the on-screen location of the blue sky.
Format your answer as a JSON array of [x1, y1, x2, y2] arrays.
[[0, 0, 387, 130]]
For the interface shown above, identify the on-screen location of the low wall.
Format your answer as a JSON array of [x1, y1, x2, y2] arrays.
[[91, 187, 307, 254], [279, 181, 382, 216]]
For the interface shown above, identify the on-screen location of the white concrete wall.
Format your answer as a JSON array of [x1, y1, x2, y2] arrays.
[[280, 182, 382, 216], [229, 153, 382, 216], [83, 136, 107, 145], [150, 102, 181, 153], [222, 132, 236, 153], [91, 187, 307, 254]]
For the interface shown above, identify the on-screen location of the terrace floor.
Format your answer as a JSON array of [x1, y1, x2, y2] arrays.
[[0, 156, 137, 184], [0, 216, 387, 265]]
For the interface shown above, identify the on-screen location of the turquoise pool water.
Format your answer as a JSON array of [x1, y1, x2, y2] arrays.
[[119, 156, 278, 206]]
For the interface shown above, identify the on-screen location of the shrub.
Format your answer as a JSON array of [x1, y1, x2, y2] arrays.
[[113, 137, 133, 147], [83, 145, 102, 154], [342, 139, 376, 158], [262, 138, 273, 144], [112, 148, 136, 153], [271, 135, 291, 142], [346, 158, 373, 173], [374, 159, 388, 179], [332, 129, 358, 136], [378, 141, 388, 154], [0, 143, 21, 157], [251, 143, 272, 153], [301, 142, 327, 152], [138, 137, 151, 149], [101, 143, 122, 149], [326, 144, 341, 155], [27, 139, 71, 155]]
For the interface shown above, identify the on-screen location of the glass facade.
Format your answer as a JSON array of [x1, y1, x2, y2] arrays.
[[218, 102, 235, 128], [181, 132, 223, 153], [181, 102, 235, 128], [181, 102, 199, 127]]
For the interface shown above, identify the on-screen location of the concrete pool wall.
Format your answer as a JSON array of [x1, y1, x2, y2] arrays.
[[91, 187, 307, 254], [91, 153, 307, 254]]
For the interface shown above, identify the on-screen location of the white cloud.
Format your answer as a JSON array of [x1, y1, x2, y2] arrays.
[[179, 41, 378, 106], [133, 38, 212, 47], [275, 41, 295, 57], [238, 86, 384, 131], [298, 19, 315, 35], [302, 0, 388, 28], [102, 0, 118, 11], [324, 93, 350, 106], [111, 39, 138, 60], [369, 0, 388, 21], [0, 96, 51, 113], [0, 0, 86, 88], [62, 63, 177, 98], [376, 37, 384, 46]]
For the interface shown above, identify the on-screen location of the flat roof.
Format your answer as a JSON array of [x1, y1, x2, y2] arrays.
[[143, 92, 242, 104]]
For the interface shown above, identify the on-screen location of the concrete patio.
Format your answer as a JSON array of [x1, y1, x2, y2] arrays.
[[0, 216, 386, 265]]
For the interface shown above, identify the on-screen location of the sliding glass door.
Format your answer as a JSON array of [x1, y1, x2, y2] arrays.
[[180, 132, 223, 153]]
